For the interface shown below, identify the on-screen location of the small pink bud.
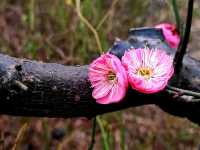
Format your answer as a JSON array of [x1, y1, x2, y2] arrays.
[[155, 23, 180, 49]]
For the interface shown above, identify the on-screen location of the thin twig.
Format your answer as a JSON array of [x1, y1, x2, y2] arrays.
[[12, 123, 29, 150], [88, 117, 97, 150], [166, 89, 183, 97], [14, 80, 28, 91], [96, 116, 110, 150], [96, 0, 119, 30], [166, 89, 200, 102], [173, 0, 194, 72], [167, 85, 200, 98], [190, 99, 200, 102], [75, 0, 103, 54]]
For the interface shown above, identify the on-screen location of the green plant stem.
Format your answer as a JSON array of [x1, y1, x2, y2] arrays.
[[42, 119, 50, 150], [171, 0, 181, 33], [75, 0, 103, 54], [96, 116, 110, 150], [29, 0, 35, 31], [120, 127, 126, 150], [88, 117, 97, 150]]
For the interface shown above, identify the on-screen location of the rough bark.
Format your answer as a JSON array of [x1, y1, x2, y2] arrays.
[[0, 28, 200, 125]]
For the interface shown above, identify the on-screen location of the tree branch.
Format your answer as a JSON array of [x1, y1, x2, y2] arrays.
[[0, 51, 199, 124], [0, 27, 200, 125]]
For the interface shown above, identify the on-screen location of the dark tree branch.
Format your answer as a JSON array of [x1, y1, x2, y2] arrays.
[[0, 51, 200, 124], [0, 26, 200, 125], [174, 0, 194, 72]]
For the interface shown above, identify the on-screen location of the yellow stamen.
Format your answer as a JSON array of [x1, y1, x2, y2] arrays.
[[137, 67, 153, 79], [107, 71, 116, 81]]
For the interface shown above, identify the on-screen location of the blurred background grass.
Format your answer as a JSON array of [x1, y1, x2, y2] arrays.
[[0, 0, 200, 149]]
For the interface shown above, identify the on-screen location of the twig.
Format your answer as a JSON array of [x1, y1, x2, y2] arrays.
[[88, 117, 97, 150], [167, 85, 200, 98], [166, 89, 200, 102], [12, 122, 29, 150], [75, 0, 103, 54], [190, 99, 200, 102], [96, 116, 110, 150], [166, 89, 183, 97], [14, 80, 28, 91], [96, 0, 119, 30], [173, 0, 194, 72]]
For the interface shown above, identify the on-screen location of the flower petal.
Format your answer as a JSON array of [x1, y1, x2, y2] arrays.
[[123, 48, 174, 94], [155, 23, 180, 49], [89, 53, 128, 104], [96, 84, 126, 104], [92, 81, 113, 99]]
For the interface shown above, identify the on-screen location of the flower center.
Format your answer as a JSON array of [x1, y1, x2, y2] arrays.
[[107, 71, 116, 81], [137, 67, 153, 79]]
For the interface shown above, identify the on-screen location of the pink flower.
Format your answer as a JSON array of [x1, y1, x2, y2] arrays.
[[122, 48, 174, 94], [155, 23, 180, 49], [89, 53, 128, 104]]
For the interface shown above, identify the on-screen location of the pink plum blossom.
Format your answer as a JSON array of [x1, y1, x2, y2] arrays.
[[122, 48, 174, 94], [155, 23, 180, 49], [89, 53, 128, 104]]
